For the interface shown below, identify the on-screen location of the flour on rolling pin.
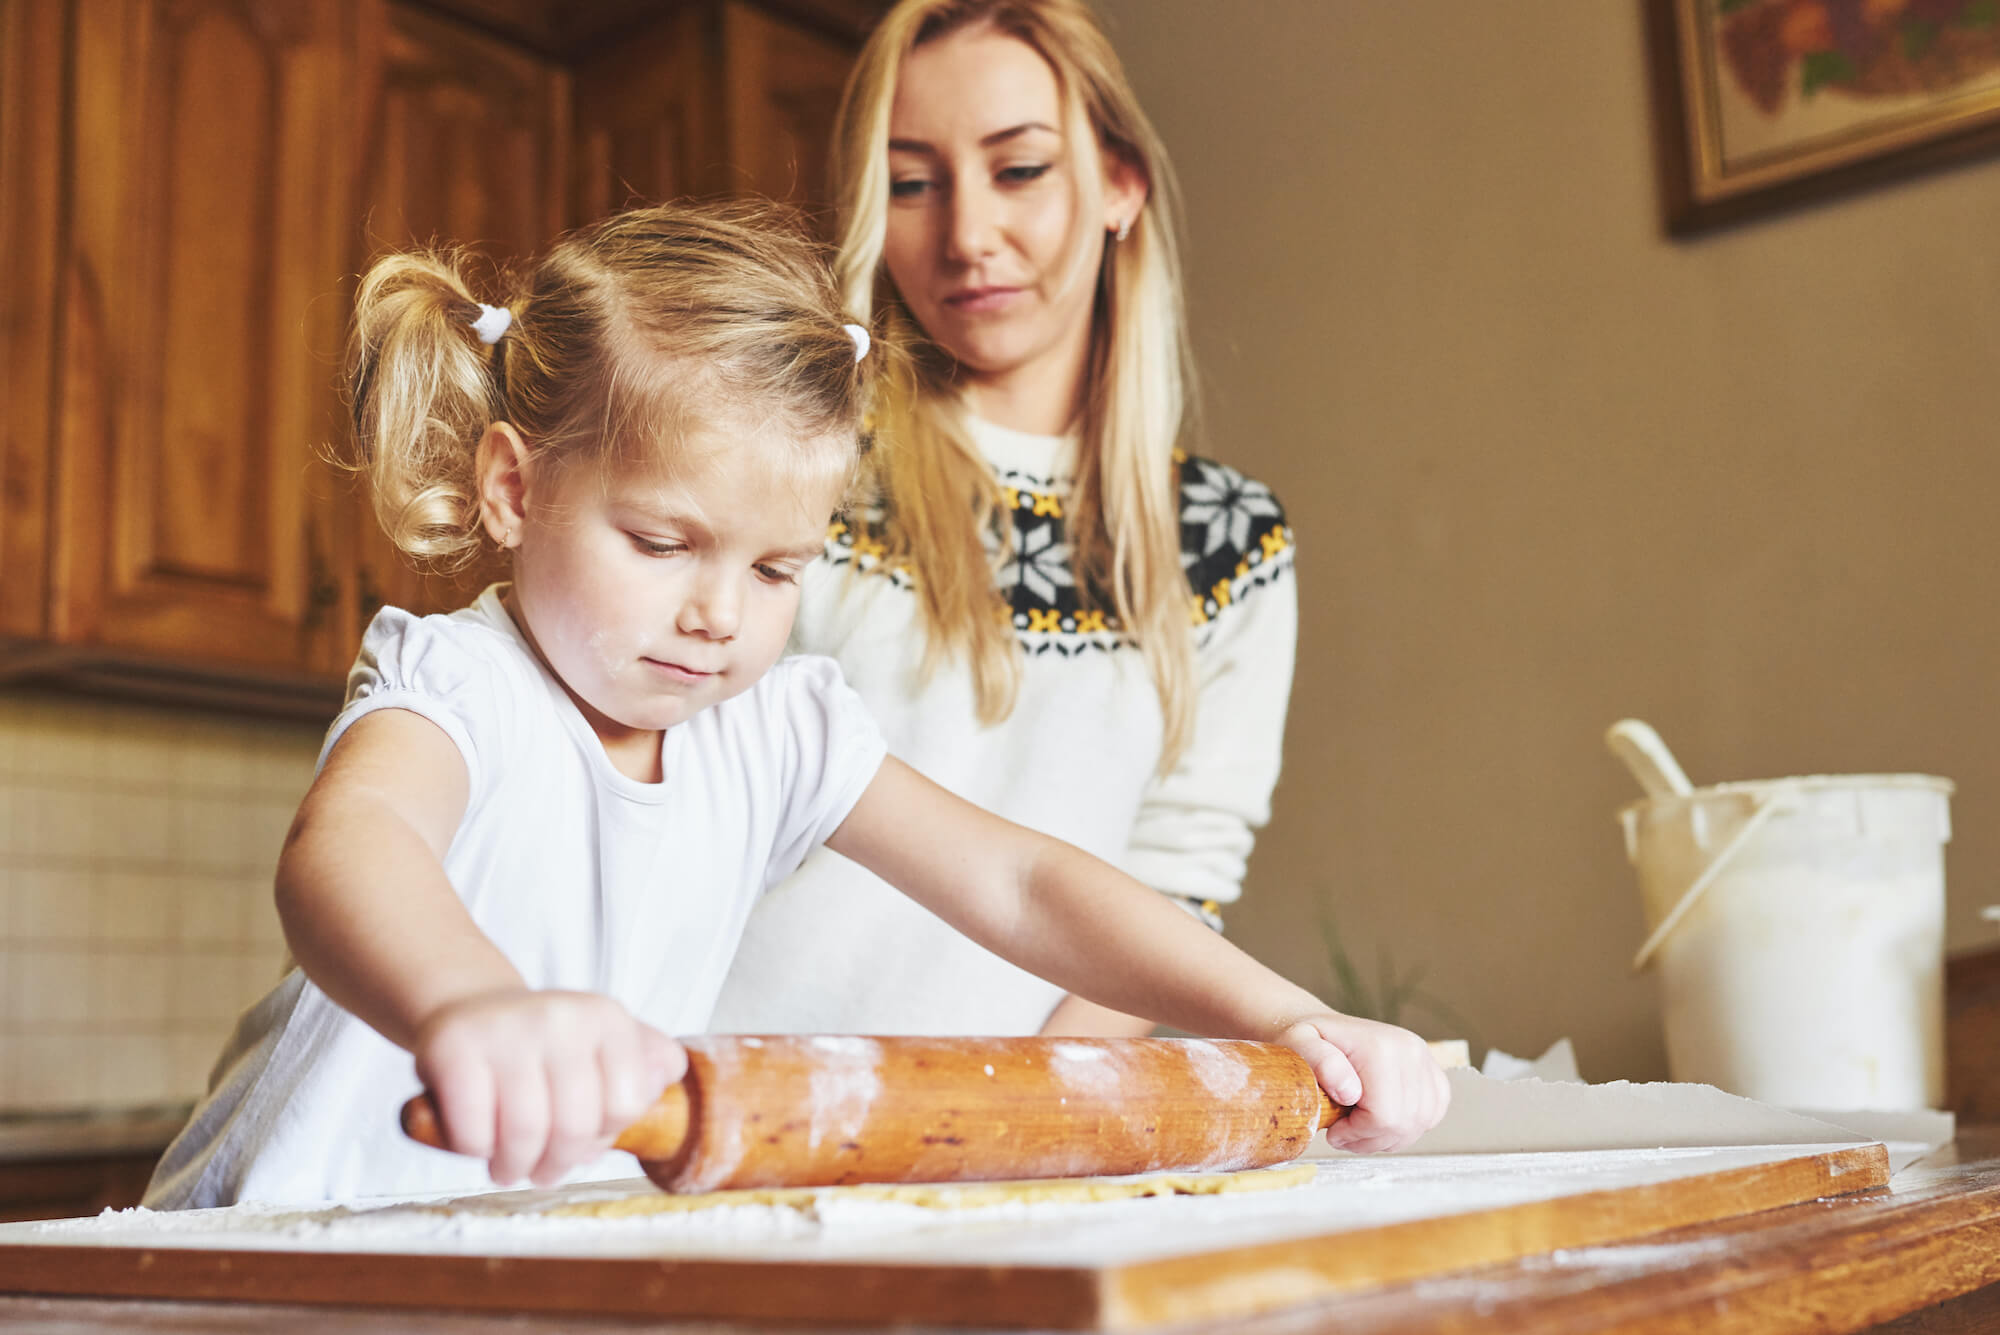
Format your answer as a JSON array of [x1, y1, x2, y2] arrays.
[[645, 1036, 1332, 1193]]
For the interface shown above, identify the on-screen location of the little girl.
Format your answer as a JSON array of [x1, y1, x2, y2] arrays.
[[144, 201, 1447, 1210]]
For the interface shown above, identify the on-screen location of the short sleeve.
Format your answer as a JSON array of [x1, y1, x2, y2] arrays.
[[316, 606, 512, 796], [763, 654, 889, 884]]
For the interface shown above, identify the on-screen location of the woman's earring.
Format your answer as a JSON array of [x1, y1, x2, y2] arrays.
[[1114, 218, 1132, 243]]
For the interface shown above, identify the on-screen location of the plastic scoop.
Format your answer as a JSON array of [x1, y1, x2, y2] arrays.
[[1605, 719, 1693, 799]]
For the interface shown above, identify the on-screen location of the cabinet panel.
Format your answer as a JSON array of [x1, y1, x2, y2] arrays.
[[53, 0, 357, 677], [571, 8, 710, 219], [358, 4, 569, 261], [0, 0, 65, 639], [722, 0, 851, 223], [350, 2, 568, 624]]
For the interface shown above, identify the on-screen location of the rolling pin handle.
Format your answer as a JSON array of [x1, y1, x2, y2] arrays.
[[1316, 1089, 1348, 1129], [402, 1092, 448, 1150], [399, 1083, 693, 1161]]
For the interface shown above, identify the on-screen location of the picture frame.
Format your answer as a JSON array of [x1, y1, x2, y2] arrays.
[[1645, 0, 2000, 234]]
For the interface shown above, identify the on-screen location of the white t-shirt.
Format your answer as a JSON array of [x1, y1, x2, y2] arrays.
[[709, 416, 1297, 1036], [145, 586, 886, 1209]]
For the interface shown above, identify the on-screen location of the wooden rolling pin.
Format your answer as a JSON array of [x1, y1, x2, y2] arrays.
[[403, 1035, 1349, 1193]]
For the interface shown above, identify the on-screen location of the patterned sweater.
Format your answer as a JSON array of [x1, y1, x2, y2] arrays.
[[707, 415, 1298, 1036]]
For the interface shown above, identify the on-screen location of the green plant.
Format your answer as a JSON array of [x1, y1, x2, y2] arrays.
[[1318, 906, 1478, 1048]]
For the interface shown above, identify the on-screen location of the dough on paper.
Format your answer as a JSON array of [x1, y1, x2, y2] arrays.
[[555, 1163, 1318, 1219]]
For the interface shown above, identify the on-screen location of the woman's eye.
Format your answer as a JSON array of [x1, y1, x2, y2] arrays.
[[630, 535, 685, 557], [754, 564, 799, 585], [889, 177, 934, 199], [997, 163, 1051, 185]]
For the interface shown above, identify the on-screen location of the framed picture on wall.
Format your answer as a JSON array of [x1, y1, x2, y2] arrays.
[[1646, 0, 2000, 233]]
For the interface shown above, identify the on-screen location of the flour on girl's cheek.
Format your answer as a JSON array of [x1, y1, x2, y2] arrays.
[[586, 627, 638, 685]]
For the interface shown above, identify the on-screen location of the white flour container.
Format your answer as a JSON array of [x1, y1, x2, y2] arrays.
[[1620, 775, 1953, 1110]]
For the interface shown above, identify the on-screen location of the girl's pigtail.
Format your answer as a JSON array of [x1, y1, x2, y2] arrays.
[[345, 251, 508, 569]]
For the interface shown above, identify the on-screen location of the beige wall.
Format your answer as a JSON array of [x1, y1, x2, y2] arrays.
[[1095, 1, 2000, 1080]]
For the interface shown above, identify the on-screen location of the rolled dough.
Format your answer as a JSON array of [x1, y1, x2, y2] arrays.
[[555, 1163, 1318, 1219]]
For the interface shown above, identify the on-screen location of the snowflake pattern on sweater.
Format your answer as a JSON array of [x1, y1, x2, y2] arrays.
[[825, 450, 1293, 657]]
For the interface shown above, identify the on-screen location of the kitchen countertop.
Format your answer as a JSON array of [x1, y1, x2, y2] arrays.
[[0, 1108, 189, 1163], [3, 1128, 2000, 1332]]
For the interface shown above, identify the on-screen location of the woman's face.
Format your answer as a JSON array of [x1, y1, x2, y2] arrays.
[[881, 25, 1142, 414]]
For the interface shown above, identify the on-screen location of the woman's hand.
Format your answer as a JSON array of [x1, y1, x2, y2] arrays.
[[412, 989, 685, 1187], [1275, 1013, 1450, 1154]]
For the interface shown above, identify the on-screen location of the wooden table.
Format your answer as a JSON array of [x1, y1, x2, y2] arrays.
[[5, 1130, 2000, 1334]]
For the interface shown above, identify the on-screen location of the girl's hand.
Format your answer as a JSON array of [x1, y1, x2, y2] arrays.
[[1275, 1013, 1451, 1154], [412, 989, 685, 1187]]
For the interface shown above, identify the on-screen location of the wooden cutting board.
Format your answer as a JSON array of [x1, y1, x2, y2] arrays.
[[0, 1142, 1887, 1329]]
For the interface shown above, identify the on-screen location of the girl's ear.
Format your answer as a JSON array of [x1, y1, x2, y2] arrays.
[[475, 422, 532, 549], [1101, 147, 1149, 240]]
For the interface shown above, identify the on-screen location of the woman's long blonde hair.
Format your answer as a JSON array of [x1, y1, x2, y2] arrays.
[[834, 0, 1197, 773]]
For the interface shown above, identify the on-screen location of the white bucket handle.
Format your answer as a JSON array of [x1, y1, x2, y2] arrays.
[[1631, 784, 1803, 972]]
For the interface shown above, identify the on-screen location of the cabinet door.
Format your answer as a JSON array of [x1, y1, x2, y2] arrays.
[[49, 0, 360, 678], [572, 7, 711, 221], [0, 0, 66, 641], [721, 0, 853, 224], [347, 2, 568, 627]]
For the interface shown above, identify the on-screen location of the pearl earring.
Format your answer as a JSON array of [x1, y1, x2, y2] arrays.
[[1114, 218, 1132, 243]]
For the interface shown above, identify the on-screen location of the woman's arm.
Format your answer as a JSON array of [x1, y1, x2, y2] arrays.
[[826, 758, 1448, 1149], [1040, 490, 1299, 1037], [829, 757, 1321, 1033], [276, 709, 680, 1184]]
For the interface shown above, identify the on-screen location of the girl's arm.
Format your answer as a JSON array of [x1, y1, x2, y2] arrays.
[[826, 757, 1448, 1151], [277, 709, 503, 1044], [276, 709, 680, 1185]]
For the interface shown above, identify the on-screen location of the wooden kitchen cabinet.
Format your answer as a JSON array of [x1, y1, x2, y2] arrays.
[[569, 0, 856, 230], [3, 0, 366, 714], [347, 0, 569, 632], [0, 0, 882, 715], [571, 6, 714, 219], [0, 1152, 156, 1226], [720, 0, 856, 221], [0, 0, 65, 647]]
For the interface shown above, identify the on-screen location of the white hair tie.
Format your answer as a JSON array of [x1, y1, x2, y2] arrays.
[[471, 303, 512, 345], [842, 322, 871, 363]]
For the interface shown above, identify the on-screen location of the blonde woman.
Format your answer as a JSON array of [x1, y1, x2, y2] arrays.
[[711, 0, 1304, 1040]]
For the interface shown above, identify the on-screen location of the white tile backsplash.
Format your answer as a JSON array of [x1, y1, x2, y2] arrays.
[[98, 791, 176, 864], [94, 1033, 173, 1106], [169, 951, 253, 1025], [169, 1029, 223, 1095], [91, 952, 170, 1025], [97, 871, 175, 942], [14, 711, 100, 781], [0, 690, 323, 1113], [13, 951, 94, 1025], [13, 1035, 75, 1106], [17, 787, 96, 861], [11, 867, 93, 940], [175, 874, 245, 945]]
